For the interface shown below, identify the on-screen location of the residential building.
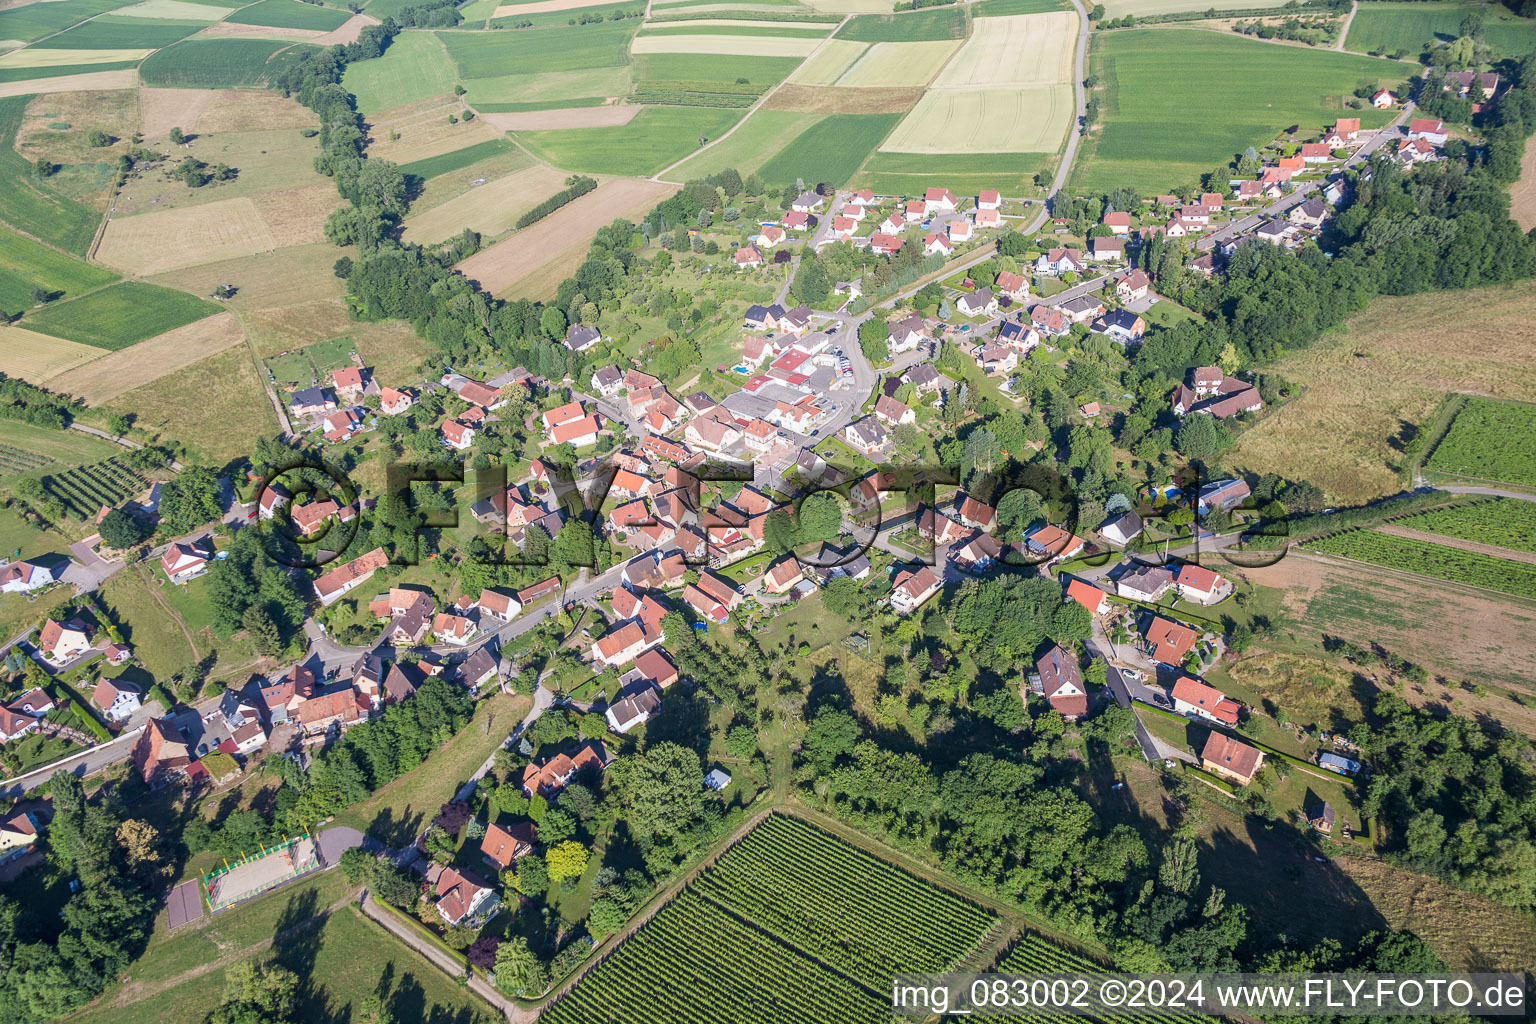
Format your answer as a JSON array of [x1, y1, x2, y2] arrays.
[[37, 618, 90, 664], [1309, 800, 1336, 834], [379, 386, 414, 416], [734, 244, 763, 269], [1408, 118, 1448, 145], [433, 866, 499, 927], [890, 566, 941, 614], [441, 419, 475, 451], [606, 682, 661, 733], [161, 540, 211, 584], [1116, 563, 1173, 602], [1201, 732, 1264, 786], [1035, 248, 1085, 275], [1054, 294, 1105, 324], [1099, 510, 1144, 547], [1289, 197, 1329, 229], [886, 314, 930, 354], [1030, 305, 1069, 337], [1024, 525, 1085, 563], [132, 717, 192, 787], [874, 395, 915, 427], [481, 822, 536, 870], [1036, 645, 1087, 720], [994, 270, 1028, 302], [1143, 615, 1197, 666], [521, 742, 608, 798], [764, 557, 804, 595], [843, 416, 889, 455], [1116, 269, 1151, 303], [1175, 563, 1231, 605], [0, 560, 54, 594], [956, 288, 996, 317], [313, 547, 389, 605], [1103, 211, 1131, 234], [1090, 309, 1146, 344], [1092, 235, 1125, 262], [1065, 578, 1109, 615], [0, 810, 41, 864], [91, 678, 142, 723], [1197, 478, 1251, 515], [565, 325, 601, 351]]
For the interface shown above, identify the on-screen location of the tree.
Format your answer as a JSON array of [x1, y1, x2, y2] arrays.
[[169, 127, 184, 144], [587, 894, 628, 942], [515, 853, 548, 896], [205, 958, 299, 1024], [87, 129, 113, 148], [858, 316, 889, 362], [493, 936, 546, 996], [763, 508, 797, 553], [606, 742, 704, 841], [98, 508, 149, 550], [1175, 414, 1229, 460], [545, 840, 589, 881], [796, 491, 842, 545]]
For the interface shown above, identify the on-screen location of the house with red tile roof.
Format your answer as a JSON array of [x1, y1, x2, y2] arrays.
[[1171, 675, 1241, 726], [1036, 645, 1087, 720], [1202, 732, 1264, 785], [1143, 616, 1197, 666], [313, 547, 388, 605], [734, 244, 763, 268], [891, 566, 941, 615], [481, 821, 536, 870], [1065, 578, 1109, 615], [869, 232, 902, 255], [1175, 564, 1231, 605]]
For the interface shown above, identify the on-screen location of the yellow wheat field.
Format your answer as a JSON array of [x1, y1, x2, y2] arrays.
[[932, 10, 1075, 88], [400, 163, 576, 244], [0, 326, 104, 384], [835, 39, 961, 87], [49, 312, 247, 405], [880, 83, 1072, 153], [787, 39, 866, 85], [629, 33, 820, 57], [0, 48, 154, 68]]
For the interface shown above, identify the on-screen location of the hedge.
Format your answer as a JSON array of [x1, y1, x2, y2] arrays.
[[515, 176, 598, 230]]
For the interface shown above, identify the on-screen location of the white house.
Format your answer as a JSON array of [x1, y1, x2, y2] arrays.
[[890, 566, 941, 615], [90, 678, 142, 724]]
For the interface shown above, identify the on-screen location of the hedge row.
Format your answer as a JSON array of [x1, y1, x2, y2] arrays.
[[515, 175, 598, 230]]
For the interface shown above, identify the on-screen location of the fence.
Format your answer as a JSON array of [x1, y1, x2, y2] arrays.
[[202, 831, 319, 913]]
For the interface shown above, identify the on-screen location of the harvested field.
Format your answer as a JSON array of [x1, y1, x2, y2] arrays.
[[932, 10, 1074, 86], [787, 37, 866, 84], [103, 343, 277, 463], [146, 242, 344, 311], [310, 12, 380, 46], [455, 177, 673, 296], [0, 325, 103, 383], [139, 85, 219, 137], [833, 38, 960, 86], [630, 32, 819, 56], [141, 86, 316, 138], [491, 0, 628, 14], [363, 110, 501, 166], [243, 297, 415, 358], [115, 0, 235, 19], [0, 68, 137, 98], [47, 311, 246, 405], [479, 104, 638, 130], [191, 22, 324, 39], [1511, 135, 1536, 232], [96, 185, 337, 274], [881, 82, 1070, 151], [0, 48, 155, 69], [665, 107, 822, 180], [762, 83, 919, 113], [400, 162, 572, 243], [1228, 282, 1536, 503]]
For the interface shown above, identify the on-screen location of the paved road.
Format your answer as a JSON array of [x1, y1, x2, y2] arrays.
[[1439, 485, 1536, 503], [0, 725, 145, 799], [1024, 0, 1092, 235]]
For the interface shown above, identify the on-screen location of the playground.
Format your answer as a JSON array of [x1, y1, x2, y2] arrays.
[[204, 835, 320, 914]]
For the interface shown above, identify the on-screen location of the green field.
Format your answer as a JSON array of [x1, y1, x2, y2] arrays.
[[474, 96, 607, 112], [0, 62, 142, 83], [460, 65, 633, 106], [516, 105, 742, 175], [1392, 499, 1536, 554], [1345, 1, 1536, 58], [438, 21, 638, 77], [1310, 529, 1536, 600], [342, 30, 456, 113], [1425, 397, 1536, 488], [489, 0, 642, 28], [855, 149, 1048, 195], [634, 51, 801, 85], [227, 0, 352, 29], [0, 96, 103, 256], [261, 335, 356, 387], [397, 136, 517, 179], [0, 226, 117, 315], [836, 5, 966, 40], [0, 0, 135, 44], [667, 107, 824, 180], [972, 0, 1069, 14], [544, 815, 997, 1024], [1077, 29, 1404, 193], [756, 111, 900, 185], [641, 22, 829, 36], [33, 15, 207, 48], [21, 281, 219, 350], [138, 38, 317, 87]]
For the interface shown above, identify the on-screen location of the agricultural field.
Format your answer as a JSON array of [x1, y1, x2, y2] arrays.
[[514, 106, 742, 175], [103, 344, 278, 463], [260, 335, 356, 388], [1229, 286, 1536, 503], [665, 107, 825, 179], [40, 458, 148, 521], [786, 37, 866, 83], [638, 22, 831, 37], [1344, 1, 1536, 59], [0, 325, 106, 383], [756, 111, 900, 184], [0, 226, 116, 315], [545, 814, 999, 1024], [226, 0, 352, 30], [144, 242, 343, 313], [0, 419, 121, 475], [634, 51, 801, 86], [1309, 530, 1536, 600], [0, 48, 156, 70], [397, 136, 520, 180], [836, 5, 965, 40], [833, 39, 962, 86], [0, 95, 105, 255], [972, 0, 1068, 13], [883, 83, 1070, 152], [31, 17, 206, 49], [440, 20, 638, 76], [116, 0, 241, 19], [97, 188, 338, 274], [854, 149, 1049, 195], [631, 31, 821, 56], [1390, 499, 1536, 555], [48, 311, 247, 405], [932, 10, 1073, 87], [108, 130, 333, 218], [0, 0, 139, 45], [138, 38, 317, 88], [341, 31, 456, 112], [1425, 397, 1536, 489], [363, 95, 504, 167], [20, 281, 221, 350], [461, 65, 634, 108], [1100, 0, 1274, 13], [399, 162, 573, 243], [1076, 30, 1403, 192]]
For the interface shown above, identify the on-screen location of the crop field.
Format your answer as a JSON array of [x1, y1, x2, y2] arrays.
[[634, 51, 801, 85], [855, 149, 1049, 194], [49, 311, 246, 404], [757, 111, 898, 183], [401, 163, 574, 243], [0, 94, 107, 254], [105, 344, 278, 462], [145, 241, 341, 313], [33, 17, 207, 49], [397, 136, 519, 179], [21, 281, 221, 350], [0, 443, 51, 475], [787, 37, 866, 83], [439, 21, 638, 76], [0, 69, 139, 98], [973, 0, 1068, 14], [837, 5, 964, 40], [41, 457, 148, 520], [455, 177, 673, 296], [639, 21, 830, 36], [1425, 397, 1536, 489], [1310, 530, 1536, 601], [461, 64, 633, 106], [0, 0, 136, 45], [976, 935, 1201, 1023], [545, 814, 998, 1024], [364, 111, 502, 166], [666, 107, 824, 178], [932, 10, 1073, 86], [883, 82, 1069, 152], [0, 226, 116, 313], [1101, 0, 1274, 13], [631, 31, 820, 56], [515, 105, 741, 175], [1345, 1, 1536, 58], [96, 188, 335, 274], [481, 104, 639, 130], [490, 0, 632, 15], [227, 0, 352, 30], [116, 0, 239, 18], [0, 47, 158, 69], [0, 325, 106, 382], [138, 38, 316, 87], [1076, 30, 1401, 192], [1390, 499, 1536, 555], [833, 38, 961, 86], [341, 30, 455, 112]]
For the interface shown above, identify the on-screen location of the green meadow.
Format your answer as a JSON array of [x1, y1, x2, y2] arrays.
[[22, 281, 220, 350], [516, 106, 742, 175]]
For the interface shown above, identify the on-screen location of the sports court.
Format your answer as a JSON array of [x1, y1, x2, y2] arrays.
[[205, 836, 320, 913]]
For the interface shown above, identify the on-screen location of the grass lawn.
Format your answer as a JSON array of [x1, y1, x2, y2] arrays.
[[1076, 29, 1406, 194], [104, 345, 279, 464], [330, 691, 533, 843], [21, 282, 220, 351], [0, 506, 65, 560], [515, 106, 743, 175], [756, 112, 901, 186], [1344, 0, 1536, 58], [342, 31, 457, 114], [99, 567, 202, 681]]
